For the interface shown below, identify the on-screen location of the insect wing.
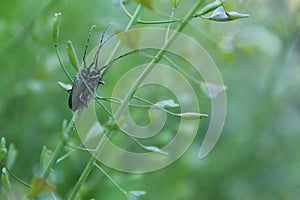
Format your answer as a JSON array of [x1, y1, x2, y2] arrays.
[[69, 76, 91, 111]]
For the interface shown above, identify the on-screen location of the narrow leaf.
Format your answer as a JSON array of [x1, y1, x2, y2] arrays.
[[171, 0, 176, 8], [27, 176, 55, 198], [40, 146, 53, 174], [67, 41, 80, 71], [200, 82, 227, 99], [176, 112, 208, 119], [170, 0, 178, 8], [0, 137, 7, 164], [6, 144, 17, 169], [60, 119, 69, 145], [2, 168, 11, 192]]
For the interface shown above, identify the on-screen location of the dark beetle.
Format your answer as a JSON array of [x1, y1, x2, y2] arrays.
[[68, 68, 104, 111], [68, 26, 143, 111]]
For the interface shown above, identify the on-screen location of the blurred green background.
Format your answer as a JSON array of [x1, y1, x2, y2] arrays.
[[1, 0, 300, 199]]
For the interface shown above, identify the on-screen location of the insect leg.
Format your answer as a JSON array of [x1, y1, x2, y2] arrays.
[[93, 24, 111, 69]]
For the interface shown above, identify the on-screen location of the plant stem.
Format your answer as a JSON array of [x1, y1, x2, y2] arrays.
[[67, 128, 109, 200], [41, 116, 74, 179], [137, 19, 183, 24], [67, 152, 95, 200], [94, 162, 126, 194], [4, 167, 30, 188]]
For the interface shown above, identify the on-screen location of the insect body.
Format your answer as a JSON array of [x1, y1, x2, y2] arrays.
[[67, 25, 143, 111], [68, 68, 104, 111]]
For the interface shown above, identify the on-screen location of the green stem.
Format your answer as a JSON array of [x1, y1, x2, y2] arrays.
[[94, 162, 126, 194], [4, 166, 30, 188], [55, 45, 73, 83], [67, 129, 109, 200], [67, 154, 95, 200], [137, 19, 183, 24], [41, 116, 74, 179]]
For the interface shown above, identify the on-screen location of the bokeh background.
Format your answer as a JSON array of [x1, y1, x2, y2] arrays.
[[0, 0, 300, 199]]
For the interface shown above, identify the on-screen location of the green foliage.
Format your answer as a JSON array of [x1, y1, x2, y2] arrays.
[[0, 138, 7, 164], [0, 0, 299, 199], [67, 41, 80, 71]]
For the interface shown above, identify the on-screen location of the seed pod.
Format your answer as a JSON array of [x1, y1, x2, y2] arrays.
[[52, 12, 62, 46]]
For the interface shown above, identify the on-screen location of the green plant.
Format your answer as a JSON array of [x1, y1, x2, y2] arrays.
[[1, 1, 249, 199]]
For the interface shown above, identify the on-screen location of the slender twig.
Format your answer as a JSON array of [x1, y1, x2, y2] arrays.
[[137, 19, 183, 24], [163, 55, 199, 84], [165, 8, 176, 45], [94, 162, 126, 194], [120, 0, 133, 18], [3, 166, 31, 188], [55, 46, 73, 82]]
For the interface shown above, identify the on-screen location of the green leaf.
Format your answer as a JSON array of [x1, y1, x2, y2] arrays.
[[39, 146, 53, 174], [60, 119, 69, 145], [2, 168, 11, 192], [126, 190, 146, 200], [176, 112, 208, 119], [153, 99, 179, 109], [6, 144, 17, 169], [67, 41, 80, 71], [200, 82, 227, 99], [52, 12, 62, 46], [0, 137, 7, 164], [133, 0, 153, 9], [58, 81, 72, 91], [27, 176, 55, 198], [195, 0, 224, 16]]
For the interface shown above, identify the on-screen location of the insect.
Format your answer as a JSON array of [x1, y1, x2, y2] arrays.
[[68, 25, 142, 111]]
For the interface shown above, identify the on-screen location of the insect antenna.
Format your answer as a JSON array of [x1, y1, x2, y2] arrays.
[[83, 25, 96, 68], [98, 49, 146, 72], [93, 24, 111, 69]]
